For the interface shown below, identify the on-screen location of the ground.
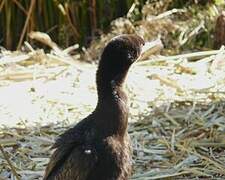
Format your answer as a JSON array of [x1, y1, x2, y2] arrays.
[[0, 50, 225, 179]]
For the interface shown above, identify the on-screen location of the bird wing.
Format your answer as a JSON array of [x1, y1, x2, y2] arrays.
[[43, 118, 98, 180]]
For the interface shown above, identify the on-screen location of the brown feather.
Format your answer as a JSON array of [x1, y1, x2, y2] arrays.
[[43, 34, 144, 180]]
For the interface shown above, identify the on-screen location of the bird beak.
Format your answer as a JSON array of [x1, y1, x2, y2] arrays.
[[139, 38, 163, 61]]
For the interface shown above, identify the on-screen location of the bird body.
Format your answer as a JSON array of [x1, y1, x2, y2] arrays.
[[44, 95, 132, 180], [43, 34, 146, 180]]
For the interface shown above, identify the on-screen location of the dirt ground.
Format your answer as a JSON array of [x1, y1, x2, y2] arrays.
[[0, 52, 225, 179]]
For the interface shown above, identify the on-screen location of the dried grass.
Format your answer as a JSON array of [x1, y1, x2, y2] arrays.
[[0, 41, 225, 179], [0, 2, 225, 179], [84, 0, 222, 62]]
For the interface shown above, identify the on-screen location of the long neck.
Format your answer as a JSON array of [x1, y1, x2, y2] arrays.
[[95, 62, 130, 136], [96, 68, 128, 100]]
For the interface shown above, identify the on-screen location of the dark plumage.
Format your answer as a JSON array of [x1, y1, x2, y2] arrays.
[[43, 34, 145, 180]]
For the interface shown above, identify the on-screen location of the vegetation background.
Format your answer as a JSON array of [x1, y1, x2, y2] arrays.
[[0, 0, 224, 51], [0, 0, 146, 50]]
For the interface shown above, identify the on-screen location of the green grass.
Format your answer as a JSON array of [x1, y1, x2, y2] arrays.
[[0, 0, 140, 50]]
